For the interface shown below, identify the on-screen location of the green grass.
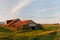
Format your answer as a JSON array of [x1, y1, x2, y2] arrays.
[[0, 24, 59, 40], [0, 30, 57, 40], [0, 25, 13, 32]]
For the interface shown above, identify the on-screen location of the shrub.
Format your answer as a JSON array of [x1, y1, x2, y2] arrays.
[[36, 24, 45, 30]]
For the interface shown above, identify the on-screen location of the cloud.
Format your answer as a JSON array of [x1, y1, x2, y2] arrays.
[[37, 7, 60, 13], [30, 6, 60, 24], [39, 19, 60, 24], [53, 11, 60, 18], [35, 6, 60, 19], [11, 0, 32, 13], [46, 11, 60, 19], [0, 0, 34, 21]]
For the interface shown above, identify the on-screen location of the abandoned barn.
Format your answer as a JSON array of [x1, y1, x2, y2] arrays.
[[3, 18, 43, 31]]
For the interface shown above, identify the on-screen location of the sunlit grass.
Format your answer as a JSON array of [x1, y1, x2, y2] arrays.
[[0, 24, 59, 40], [0, 29, 57, 40]]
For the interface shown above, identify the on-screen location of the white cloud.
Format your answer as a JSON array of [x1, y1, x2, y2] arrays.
[[51, 12, 60, 18], [37, 7, 60, 13], [38, 11, 60, 24], [39, 19, 60, 24], [40, 12, 60, 19], [11, 0, 32, 13], [0, 0, 34, 21], [35, 7, 60, 24]]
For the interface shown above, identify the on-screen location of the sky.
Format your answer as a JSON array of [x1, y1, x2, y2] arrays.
[[0, 0, 60, 24]]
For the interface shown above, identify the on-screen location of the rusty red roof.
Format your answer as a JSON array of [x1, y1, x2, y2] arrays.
[[6, 18, 20, 26], [14, 20, 31, 27]]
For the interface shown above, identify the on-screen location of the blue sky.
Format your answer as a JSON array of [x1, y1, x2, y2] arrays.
[[0, 0, 60, 24]]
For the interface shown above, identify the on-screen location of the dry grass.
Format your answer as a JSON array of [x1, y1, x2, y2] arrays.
[[0, 30, 56, 40], [0, 24, 59, 40]]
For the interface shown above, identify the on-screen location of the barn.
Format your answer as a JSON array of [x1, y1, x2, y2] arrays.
[[3, 18, 38, 31]]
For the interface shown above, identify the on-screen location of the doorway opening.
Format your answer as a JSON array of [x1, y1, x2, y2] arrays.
[[31, 27, 35, 30]]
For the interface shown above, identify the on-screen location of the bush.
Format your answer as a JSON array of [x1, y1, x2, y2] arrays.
[[36, 24, 45, 30]]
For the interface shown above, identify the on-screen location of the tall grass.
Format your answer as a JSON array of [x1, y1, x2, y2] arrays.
[[0, 25, 12, 32], [0, 24, 59, 40], [0, 30, 57, 40]]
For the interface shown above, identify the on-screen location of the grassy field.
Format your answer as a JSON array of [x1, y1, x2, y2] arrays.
[[0, 24, 60, 40]]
